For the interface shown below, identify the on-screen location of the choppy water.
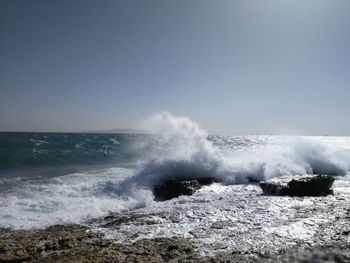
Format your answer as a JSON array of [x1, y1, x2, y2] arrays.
[[0, 112, 350, 234], [0, 132, 151, 170]]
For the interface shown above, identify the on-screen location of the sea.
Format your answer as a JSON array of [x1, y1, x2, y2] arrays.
[[1, 113, 350, 253]]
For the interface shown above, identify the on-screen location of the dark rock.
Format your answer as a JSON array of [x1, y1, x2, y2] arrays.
[[259, 174, 335, 196], [247, 176, 261, 183], [58, 238, 72, 250], [341, 230, 350, 236], [197, 177, 218, 185], [154, 177, 218, 200], [154, 180, 200, 200]]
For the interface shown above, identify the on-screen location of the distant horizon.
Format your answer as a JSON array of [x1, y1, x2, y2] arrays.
[[0, 128, 347, 137]]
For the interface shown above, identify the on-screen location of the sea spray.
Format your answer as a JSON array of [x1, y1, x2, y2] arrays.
[[130, 112, 350, 188], [139, 111, 220, 162], [129, 112, 223, 187]]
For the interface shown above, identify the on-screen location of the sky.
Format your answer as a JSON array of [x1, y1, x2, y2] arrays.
[[0, 0, 349, 135]]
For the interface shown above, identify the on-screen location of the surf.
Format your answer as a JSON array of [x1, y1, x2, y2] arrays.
[[1, 112, 350, 230], [128, 112, 350, 189]]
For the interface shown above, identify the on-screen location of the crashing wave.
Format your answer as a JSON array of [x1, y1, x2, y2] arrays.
[[129, 112, 350, 189]]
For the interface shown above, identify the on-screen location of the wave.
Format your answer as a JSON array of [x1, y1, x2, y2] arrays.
[[0, 167, 154, 229], [126, 112, 350, 189]]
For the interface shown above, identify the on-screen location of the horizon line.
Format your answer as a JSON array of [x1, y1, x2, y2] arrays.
[[0, 130, 346, 137]]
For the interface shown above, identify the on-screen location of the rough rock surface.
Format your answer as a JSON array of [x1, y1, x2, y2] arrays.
[[1, 207, 350, 263], [154, 177, 218, 200], [259, 174, 335, 196], [0, 225, 200, 263]]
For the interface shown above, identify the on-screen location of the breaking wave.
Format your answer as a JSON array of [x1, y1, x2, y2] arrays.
[[129, 112, 350, 189]]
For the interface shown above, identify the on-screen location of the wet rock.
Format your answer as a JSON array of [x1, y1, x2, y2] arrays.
[[154, 179, 200, 200], [260, 174, 335, 196], [154, 177, 218, 200]]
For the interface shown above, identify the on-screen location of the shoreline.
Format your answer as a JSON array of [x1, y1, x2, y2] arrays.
[[1, 174, 350, 262], [1, 203, 349, 263]]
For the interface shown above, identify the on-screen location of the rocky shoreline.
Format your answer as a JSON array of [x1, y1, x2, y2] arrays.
[[1, 208, 349, 263], [0, 225, 201, 262], [1, 175, 350, 262]]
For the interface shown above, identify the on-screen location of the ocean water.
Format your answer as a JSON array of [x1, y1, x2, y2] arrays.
[[1, 112, 350, 234]]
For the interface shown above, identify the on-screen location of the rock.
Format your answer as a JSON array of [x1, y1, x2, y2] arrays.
[[259, 174, 335, 196], [154, 177, 218, 200], [58, 238, 72, 250], [154, 180, 200, 200]]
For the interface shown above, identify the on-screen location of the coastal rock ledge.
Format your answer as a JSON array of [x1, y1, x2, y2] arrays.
[[154, 177, 218, 200], [259, 174, 335, 196]]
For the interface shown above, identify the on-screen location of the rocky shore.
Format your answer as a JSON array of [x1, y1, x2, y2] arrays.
[[1, 208, 349, 263], [1, 175, 349, 262], [0, 225, 200, 262]]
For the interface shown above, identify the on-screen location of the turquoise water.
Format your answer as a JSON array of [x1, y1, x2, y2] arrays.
[[0, 132, 153, 170]]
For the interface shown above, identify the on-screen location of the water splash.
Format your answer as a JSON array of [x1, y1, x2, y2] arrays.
[[133, 112, 350, 187]]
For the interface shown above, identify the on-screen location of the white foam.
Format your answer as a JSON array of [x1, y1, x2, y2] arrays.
[[132, 112, 350, 188], [96, 178, 350, 255], [264, 220, 318, 240], [0, 167, 154, 229]]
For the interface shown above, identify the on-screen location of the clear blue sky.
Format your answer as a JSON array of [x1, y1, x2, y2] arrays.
[[1, 0, 349, 135]]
